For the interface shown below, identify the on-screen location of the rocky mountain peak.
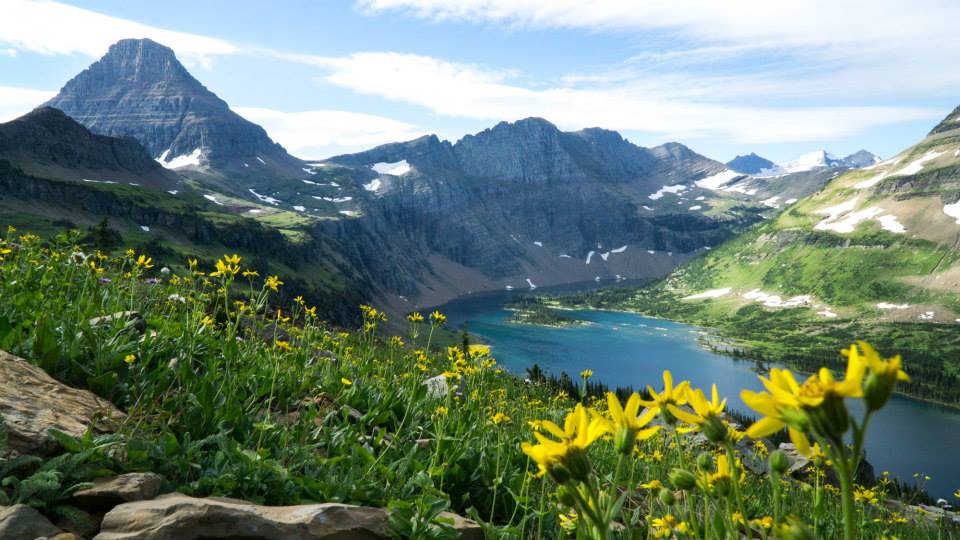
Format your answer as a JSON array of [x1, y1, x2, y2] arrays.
[[45, 38, 299, 176], [930, 105, 960, 136], [726, 152, 775, 174]]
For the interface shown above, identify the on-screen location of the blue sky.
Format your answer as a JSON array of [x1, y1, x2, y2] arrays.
[[1, 0, 958, 163]]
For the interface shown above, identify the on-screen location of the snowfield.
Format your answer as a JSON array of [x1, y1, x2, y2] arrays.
[[248, 189, 281, 205], [157, 148, 203, 169], [370, 160, 411, 176], [683, 288, 731, 300], [363, 179, 382, 192], [695, 170, 742, 190], [944, 200, 960, 224], [648, 184, 687, 200]]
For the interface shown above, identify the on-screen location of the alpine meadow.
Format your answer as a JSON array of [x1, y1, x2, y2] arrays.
[[1, 1, 959, 539]]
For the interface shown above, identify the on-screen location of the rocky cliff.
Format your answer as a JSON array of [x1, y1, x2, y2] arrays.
[[44, 39, 301, 179]]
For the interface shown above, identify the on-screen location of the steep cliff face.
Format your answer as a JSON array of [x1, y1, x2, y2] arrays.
[[45, 39, 301, 178], [322, 118, 764, 305], [0, 107, 180, 189]]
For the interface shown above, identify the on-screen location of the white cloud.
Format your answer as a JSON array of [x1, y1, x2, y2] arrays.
[[1, 48, 16, 57], [0, 0, 236, 66], [0, 86, 55, 122], [299, 51, 939, 144], [358, 0, 960, 101], [234, 107, 427, 159]]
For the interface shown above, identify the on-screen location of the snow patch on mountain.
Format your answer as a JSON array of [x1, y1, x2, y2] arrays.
[[695, 170, 742, 190], [363, 179, 382, 192], [158, 148, 203, 169], [683, 288, 731, 300], [370, 160, 411, 176], [648, 184, 688, 200]]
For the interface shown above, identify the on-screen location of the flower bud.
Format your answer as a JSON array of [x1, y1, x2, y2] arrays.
[[548, 463, 571, 485], [658, 489, 677, 506], [769, 449, 790, 475], [863, 371, 895, 411], [696, 452, 714, 472], [561, 446, 592, 483], [556, 485, 577, 507], [777, 519, 817, 540], [615, 426, 638, 455], [669, 468, 698, 491], [702, 415, 728, 443]]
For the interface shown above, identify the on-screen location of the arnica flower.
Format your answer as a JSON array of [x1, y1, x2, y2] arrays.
[[580, 369, 593, 379], [407, 311, 424, 323], [954, 489, 960, 499], [275, 340, 292, 351], [123, 354, 136, 364], [521, 403, 610, 482], [242, 269, 260, 278], [490, 412, 510, 425], [429, 310, 446, 326], [668, 384, 728, 442], [651, 515, 689, 538], [638, 370, 690, 424], [265, 275, 283, 292], [136, 254, 154, 269], [341, 377, 353, 386], [851, 341, 909, 411], [606, 392, 660, 453], [223, 253, 241, 265], [742, 348, 867, 454]]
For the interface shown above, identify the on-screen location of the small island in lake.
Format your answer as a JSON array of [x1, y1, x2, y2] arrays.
[[505, 298, 591, 327]]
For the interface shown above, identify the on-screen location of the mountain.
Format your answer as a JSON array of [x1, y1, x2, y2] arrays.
[[12, 38, 777, 313], [755, 149, 880, 177], [44, 38, 302, 180], [316, 117, 767, 307], [641, 104, 960, 325], [726, 153, 775, 174], [931, 105, 960, 136], [0, 107, 180, 190]]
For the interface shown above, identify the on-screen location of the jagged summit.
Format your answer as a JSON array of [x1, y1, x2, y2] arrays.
[[45, 38, 300, 174], [726, 152, 775, 174], [930, 105, 960, 136]]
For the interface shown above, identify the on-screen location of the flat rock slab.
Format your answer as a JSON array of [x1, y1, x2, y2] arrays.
[[0, 504, 62, 540], [0, 350, 124, 456], [95, 493, 482, 540], [74, 473, 164, 511]]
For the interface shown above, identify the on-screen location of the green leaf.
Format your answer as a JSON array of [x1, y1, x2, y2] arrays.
[[47, 428, 82, 453]]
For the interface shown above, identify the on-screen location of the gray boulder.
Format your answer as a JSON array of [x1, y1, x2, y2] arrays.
[[0, 505, 61, 540], [94, 493, 482, 540], [74, 473, 164, 512], [0, 350, 124, 456]]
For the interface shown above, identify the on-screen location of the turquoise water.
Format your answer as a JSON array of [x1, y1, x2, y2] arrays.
[[438, 286, 960, 499]]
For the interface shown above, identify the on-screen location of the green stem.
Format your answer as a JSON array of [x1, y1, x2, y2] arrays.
[[836, 454, 857, 540], [724, 441, 748, 522]]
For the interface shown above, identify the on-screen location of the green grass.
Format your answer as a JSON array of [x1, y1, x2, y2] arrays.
[[0, 228, 955, 539]]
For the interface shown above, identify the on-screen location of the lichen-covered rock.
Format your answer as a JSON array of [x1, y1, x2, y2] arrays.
[[94, 493, 482, 540], [74, 473, 164, 511], [0, 349, 124, 456], [0, 504, 62, 540]]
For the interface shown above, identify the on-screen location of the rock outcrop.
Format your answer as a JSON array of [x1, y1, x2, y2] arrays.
[[0, 350, 124, 456], [0, 504, 62, 540], [94, 493, 482, 540], [74, 473, 164, 512]]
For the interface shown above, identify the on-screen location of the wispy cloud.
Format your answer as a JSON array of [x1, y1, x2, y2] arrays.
[[296, 51, 940, 144], [234, 107, 427, 159], [0, 0, 236, 66], [0, 85, 55, 122]]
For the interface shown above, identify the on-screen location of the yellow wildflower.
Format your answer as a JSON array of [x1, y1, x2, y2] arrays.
[[275, 340, 292, 351], [638, 370, 690, 423], [341, 377, 353, 386], [407, 311, 424, 323], [606, 391, 660, 451], [136, 254, 154, 269], [490, 412, 510, 425], [580, 369, 593, 379], [429, 310, 446, 326], [434, 405, 448, 416], [223, 253, 241, 265], [242, 269, 260, 277], [521, 403, 610, 479], [123, 354, 136, 364], [265, 275, 283, 291]]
